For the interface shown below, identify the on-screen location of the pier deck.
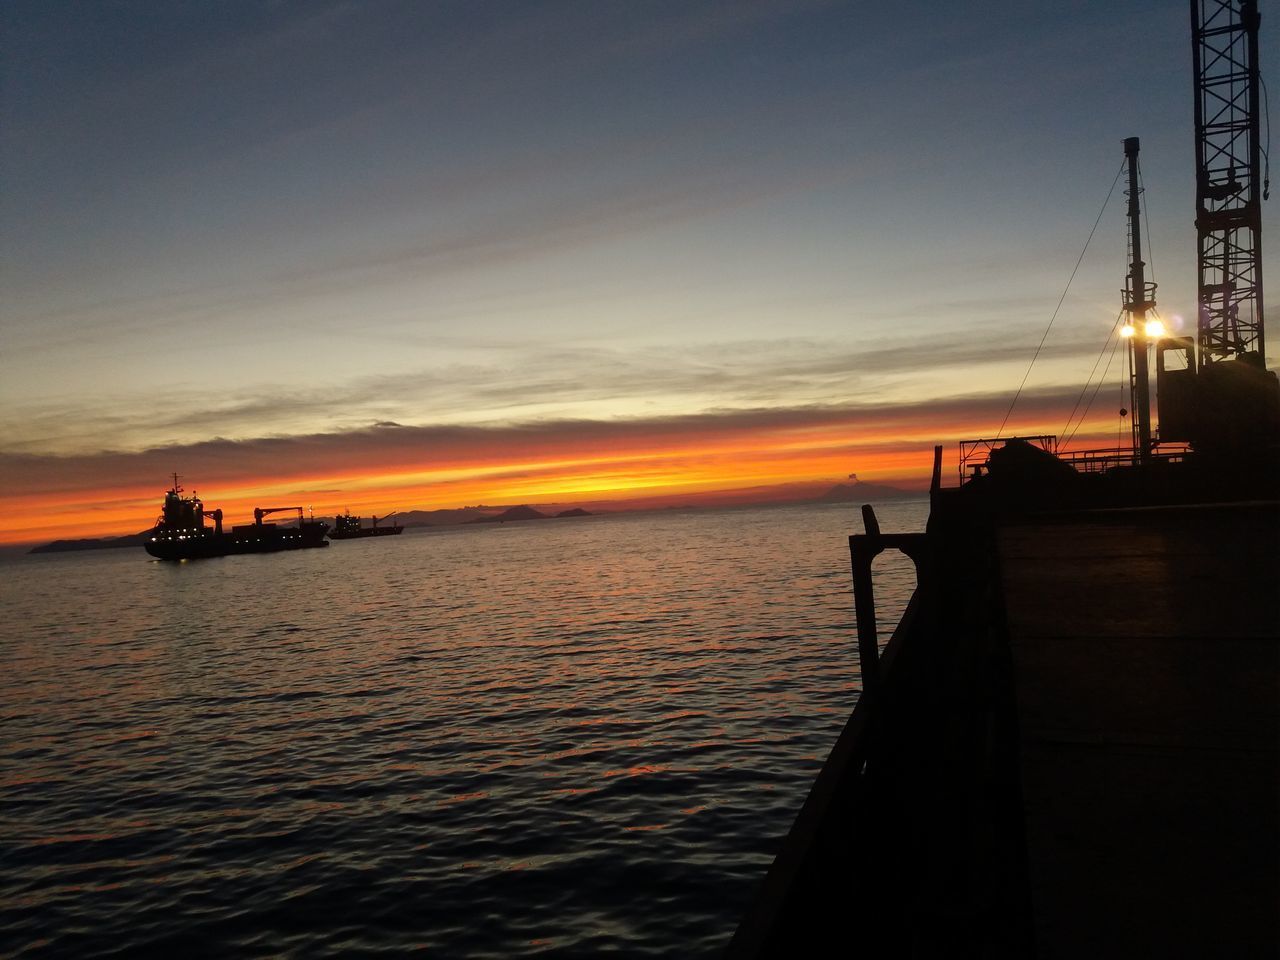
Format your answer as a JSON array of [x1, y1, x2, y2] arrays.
[[728, 498, 1278, 958], [999, 502, 1279, 958]]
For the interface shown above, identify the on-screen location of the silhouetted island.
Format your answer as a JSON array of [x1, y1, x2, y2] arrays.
[[465, 505, 594, 523], [393, 506, 504, 527], [29, 531, 151, 554], [466, 505, 549, 524]]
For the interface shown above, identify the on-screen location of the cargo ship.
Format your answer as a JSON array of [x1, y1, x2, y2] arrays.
[[329, 510, 404, 540], [144, 476, 330, 560]]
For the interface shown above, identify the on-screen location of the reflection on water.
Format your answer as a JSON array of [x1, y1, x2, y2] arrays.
[[0, 499, 926, 958]]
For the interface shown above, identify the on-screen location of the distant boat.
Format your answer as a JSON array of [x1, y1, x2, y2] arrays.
[[144, 475, 330, 560], [328, 510, 404, 540]]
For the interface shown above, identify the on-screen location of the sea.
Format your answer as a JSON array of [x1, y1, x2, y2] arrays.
[[1, 499, 928, 958]]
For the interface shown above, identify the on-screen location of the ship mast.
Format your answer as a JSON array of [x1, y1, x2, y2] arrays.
[[1123, 137, 1156, 464]]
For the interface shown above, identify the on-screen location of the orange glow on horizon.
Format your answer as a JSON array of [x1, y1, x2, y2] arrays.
[[1, 406, 1125, 546]]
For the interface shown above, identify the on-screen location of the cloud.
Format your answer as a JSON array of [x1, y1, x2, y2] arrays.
[[5, 125, 869, 358], [0, 327, 1112, 457], [0, 376, 1126, 546], [0, 381, 1098, 500]]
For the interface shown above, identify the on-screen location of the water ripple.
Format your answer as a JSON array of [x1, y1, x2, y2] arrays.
[[0, 500, 925, 957]]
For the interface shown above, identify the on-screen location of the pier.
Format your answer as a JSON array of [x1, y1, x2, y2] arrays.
[[1000, 501, 1278, 956], [728, 477, 1278, 957], [731, 5, 1278, 952]]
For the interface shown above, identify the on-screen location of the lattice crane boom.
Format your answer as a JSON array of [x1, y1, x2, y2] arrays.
[[1191, 0, 1266, 365]]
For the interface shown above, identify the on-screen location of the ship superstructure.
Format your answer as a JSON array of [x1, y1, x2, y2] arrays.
[[329, 510, 404, 540], [145, 475, 329, 560]]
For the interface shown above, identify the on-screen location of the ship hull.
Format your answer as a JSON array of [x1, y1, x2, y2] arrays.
[[328, 526, 404, 540], [144, 525, 330, 560]]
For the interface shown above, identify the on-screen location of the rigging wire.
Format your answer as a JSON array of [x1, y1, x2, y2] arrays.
[[1119, 338, 1131, 453], [1116, 361, 1126, 453], [1261, 72, 1271, 200], [1060, 307, 1125, 440], [995, 160, 1125, 440], [1064, 324, 1124, 449], [1139, 159, 1156, 288]]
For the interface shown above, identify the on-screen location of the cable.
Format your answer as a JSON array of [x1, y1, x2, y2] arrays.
[[1061, 307, 1126, 440], [996, 160, 1125, 439], [1139, 159, 1156, 287], [1116, 360, 1126, 453], [1261, 72, 1271, 201], [1064, 328, 1124, 449]]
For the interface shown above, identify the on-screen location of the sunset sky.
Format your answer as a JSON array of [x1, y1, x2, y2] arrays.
[[2, 1, 1276, 545]]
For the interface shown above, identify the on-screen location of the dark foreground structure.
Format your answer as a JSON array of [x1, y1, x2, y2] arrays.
[[998, 500, 1277, 955], [731, 4, 1277, 953], [727, 451, 1278, 958]]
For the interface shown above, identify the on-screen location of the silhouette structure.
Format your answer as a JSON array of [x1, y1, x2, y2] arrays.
[[144, 475, 330, 560], [329, 510, 404, 540], [731, 4, 1278, 954]]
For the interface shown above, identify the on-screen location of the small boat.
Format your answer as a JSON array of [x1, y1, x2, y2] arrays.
[[144, 475, 330, 560], [328, 509, 404, 540]]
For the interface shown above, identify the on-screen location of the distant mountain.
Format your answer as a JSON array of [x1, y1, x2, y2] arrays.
[[395, 506, 504, 527], [29, 530, 152, 554], [555, 508, 592, 518], [395, 503, 591, 527], [466, 505, 550, 524], [815, 481, 919, 503]]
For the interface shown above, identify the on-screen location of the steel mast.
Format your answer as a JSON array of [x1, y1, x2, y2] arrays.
[[1123, 137, 1156, 463]]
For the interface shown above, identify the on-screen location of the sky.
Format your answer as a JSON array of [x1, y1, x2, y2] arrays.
[[2, 0, 1276, 544]]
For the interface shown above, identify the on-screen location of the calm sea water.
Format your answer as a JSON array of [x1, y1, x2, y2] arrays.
[[1, 499, 926, 958]]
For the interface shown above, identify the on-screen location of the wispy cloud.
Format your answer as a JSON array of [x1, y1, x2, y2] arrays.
[[0, 327, 1111, 456], [0, 376, 1123, 545], [0, 382, 1096, 501]]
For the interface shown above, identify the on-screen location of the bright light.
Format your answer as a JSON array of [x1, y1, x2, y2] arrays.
[[1120, 323, 1136, 338], [1145, 319, 1166, 338]]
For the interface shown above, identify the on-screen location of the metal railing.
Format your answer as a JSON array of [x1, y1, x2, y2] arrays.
[[957, 437, 1191, 481]]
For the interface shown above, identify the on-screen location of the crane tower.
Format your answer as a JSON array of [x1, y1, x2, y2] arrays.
[[1191, 0, 1265, 364], [1156, 0, 1278, 450]]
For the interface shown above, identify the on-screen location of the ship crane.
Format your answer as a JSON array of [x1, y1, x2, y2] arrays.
[[254, 506, 304, 526], [203, 507, 224, 535], [1192, 0, 1265, 363], [1154, 0, 1279, 451]]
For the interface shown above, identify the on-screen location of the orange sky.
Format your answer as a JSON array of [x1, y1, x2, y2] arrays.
[[0, 388, 1117, 546], [3, 2, 1272, 554]]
